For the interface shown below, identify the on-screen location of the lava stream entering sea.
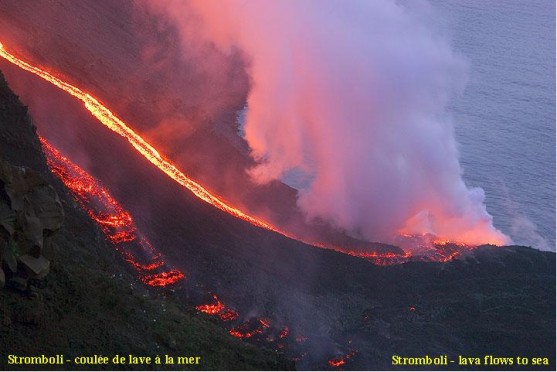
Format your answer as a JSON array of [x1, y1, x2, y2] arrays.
[[0, 40, 481, 265], [40, 136, 184, 287]]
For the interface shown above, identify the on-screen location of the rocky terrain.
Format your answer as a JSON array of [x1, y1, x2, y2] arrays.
[[0, 2, 554, 369], [0, 71, 292, 370], [0, 67, 554, 370]]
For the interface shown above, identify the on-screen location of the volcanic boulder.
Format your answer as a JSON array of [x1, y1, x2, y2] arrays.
[[0, 159, 63, 290]]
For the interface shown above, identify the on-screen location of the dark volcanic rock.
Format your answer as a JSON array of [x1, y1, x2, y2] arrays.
[[0, 43, 554, 369], [0, 70, 292, 371], [0, 71, 47, 172], [0, 157, 64, 291]]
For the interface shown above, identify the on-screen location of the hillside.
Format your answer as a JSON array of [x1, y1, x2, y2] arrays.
[[0, 70, 292, 370], [0, 66, 554, 370], [0, 0, 389, 248]]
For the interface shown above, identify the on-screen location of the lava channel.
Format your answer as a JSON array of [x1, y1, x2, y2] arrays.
[[40, 136, 184, 287], [0, 40, 484, 265]]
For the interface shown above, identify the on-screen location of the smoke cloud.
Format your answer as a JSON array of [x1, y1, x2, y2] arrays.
[[146, 0, 509, 246]]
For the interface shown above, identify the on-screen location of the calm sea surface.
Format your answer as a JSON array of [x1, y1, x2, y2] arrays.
[[432, 0, 555, 250]]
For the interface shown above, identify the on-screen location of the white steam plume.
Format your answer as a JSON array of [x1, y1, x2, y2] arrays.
[[145, 0, 509, 246]]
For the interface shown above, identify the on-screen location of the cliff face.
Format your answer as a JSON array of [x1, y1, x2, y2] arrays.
[[0, 72, 46, 171], [0, 158, 64, 290], [0, 70, 292, 370]]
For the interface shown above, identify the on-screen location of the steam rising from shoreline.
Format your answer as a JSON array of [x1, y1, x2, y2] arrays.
[[145, 0, 510, 246]]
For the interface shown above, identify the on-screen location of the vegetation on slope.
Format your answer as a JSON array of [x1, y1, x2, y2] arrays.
[[0, 70, 291, 371]]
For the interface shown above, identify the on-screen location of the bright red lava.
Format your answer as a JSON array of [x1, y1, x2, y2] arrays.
[[1, 40, 494, 370], [328, 350, 358, 368], [195, 294, 239, 322], [195, 294, 301, 353], [40, 136, 185, 287]]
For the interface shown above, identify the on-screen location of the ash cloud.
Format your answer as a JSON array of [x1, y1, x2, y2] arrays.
[[145, 0, 509, 246]]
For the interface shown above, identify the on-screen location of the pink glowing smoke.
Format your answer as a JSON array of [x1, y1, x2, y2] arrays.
[[145, 0, 510, 246]]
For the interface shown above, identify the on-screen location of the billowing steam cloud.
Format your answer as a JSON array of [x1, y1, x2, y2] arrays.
[[145, 0, 510, 246]]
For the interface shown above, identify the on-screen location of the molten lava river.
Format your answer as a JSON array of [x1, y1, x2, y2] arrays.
[[0, 40, 482, 266], [40, 136, 185, 288]]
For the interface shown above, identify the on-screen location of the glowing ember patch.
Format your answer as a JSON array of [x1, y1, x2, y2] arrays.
[[142, 270, 185, 287], [195, 294, 239, 322], [196, 294, 225, 315], [229, 329, 253, 339], [130, 260, 164, 272], [218, 309, 239, 322], [228, 326, 259, 339], [39, 137, 184, 288], [328, 358, 346, 367], [338, 248, 412, 266], [228, 319, 270, 339], [194, 295, 293, 350], [328, 350, 358, 368]]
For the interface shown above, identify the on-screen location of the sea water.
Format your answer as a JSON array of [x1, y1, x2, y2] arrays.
[[433, 0, 555, 250]]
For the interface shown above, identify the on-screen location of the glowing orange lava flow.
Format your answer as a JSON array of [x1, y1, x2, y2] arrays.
[[195, 294, 239, 322], [0, 42, 276, 230], [195, 294, 297, 351], [40, 136, 184, 287], [328, 350, 358, 368], [0, 41, 481, 265]]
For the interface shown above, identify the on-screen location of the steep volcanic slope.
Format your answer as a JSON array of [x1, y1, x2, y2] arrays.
[[0, 71, 291, 370], [0, 0, 405, 249], [0, 2, 554, 370], [0, 62, 554, 369], [0, 0, 307, 238]]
